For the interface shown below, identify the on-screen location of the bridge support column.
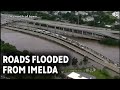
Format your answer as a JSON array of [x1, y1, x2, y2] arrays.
[[33, 22, 36, 26], [39, 24, 41, 29], [70, 29, 73, 36], [81, 31, 83, 35], [63, 28, 65, 35], [26, 21, 29, 30], [92, 33, 94, 36], [47, 24, 48, 30], [25, 20, 28, 25], [71, 29, 73, 36], [55, 26, 56, 33]]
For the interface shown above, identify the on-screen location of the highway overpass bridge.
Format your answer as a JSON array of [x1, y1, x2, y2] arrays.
[[1, 14, 120, 40]]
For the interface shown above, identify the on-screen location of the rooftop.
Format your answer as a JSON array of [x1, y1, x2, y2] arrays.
[[66, 72, 96, 79]]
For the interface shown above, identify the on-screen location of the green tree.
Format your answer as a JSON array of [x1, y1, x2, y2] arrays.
[[114, 76, 120, 79], [22, 50, 30, 55], [83, 56, 88, 65], [85, 11, 117, 27], [72, 57, 78, 65], [112, 24, 120, 30]]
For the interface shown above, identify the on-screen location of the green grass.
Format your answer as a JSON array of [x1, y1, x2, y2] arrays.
[[89, 69, 111, 79]]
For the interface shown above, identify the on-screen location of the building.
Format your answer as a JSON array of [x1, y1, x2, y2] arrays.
[[65, 72, 96, 79]]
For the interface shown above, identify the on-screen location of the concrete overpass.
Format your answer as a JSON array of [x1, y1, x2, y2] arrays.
[[19, 19, 120, 40], [1, 14, 120, 40]]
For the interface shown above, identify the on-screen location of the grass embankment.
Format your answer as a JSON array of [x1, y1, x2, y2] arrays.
[[89, 69, 112, 79], [99, 38, 120, 46]]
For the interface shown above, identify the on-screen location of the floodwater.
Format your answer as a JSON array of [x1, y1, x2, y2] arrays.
[[1, 28, 119, 63]]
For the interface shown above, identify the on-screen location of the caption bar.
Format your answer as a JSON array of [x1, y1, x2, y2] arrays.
[[2, 55, 69, 74]]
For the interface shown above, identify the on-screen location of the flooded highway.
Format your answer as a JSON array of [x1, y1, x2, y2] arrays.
[[1, 28, 119, 63]]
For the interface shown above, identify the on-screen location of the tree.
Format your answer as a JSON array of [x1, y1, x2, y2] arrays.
[[112, 24, 120, 30], [83, 56, 88, 65], [22, 50, 30, 55], [61, 12, 71, 21], [48, 11, 54, 15], [101, 68, 110, 77], [1, 42, 17, 54], [79, 61, 82, 65], [72, 57, 78, 65], [71, 11, 75, 15], [0, 40, 4, 44], [85, 11, 117, 27], [87, 21, 95, 26], [114, 76, 120, 79]]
